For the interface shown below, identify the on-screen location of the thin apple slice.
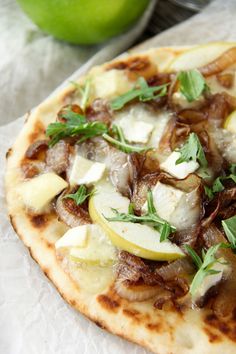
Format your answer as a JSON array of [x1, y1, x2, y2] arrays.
[[89, 181, 184, 261], [168, 42, 236, 72]]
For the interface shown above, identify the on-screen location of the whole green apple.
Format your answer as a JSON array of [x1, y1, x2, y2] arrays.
[[17, 0, 149, 45]]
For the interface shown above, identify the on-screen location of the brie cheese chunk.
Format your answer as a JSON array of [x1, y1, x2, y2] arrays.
[[160, 151, 199, 179], [69, 155, 106, 186], [55, 225, 88, 249], [193, 259, 230, 303], [18, 172, 68, 213], [119, 117, 154, 144], [93, 69, 132, 98], [143, 181, 200, 230]]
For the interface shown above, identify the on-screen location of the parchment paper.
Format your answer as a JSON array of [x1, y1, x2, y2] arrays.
[[1, 0, 236, 353]]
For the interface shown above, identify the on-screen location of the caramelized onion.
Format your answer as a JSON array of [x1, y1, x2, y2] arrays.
[[25, 140, 48, 159], [86, 98, 112, 125], [114, 278, 160, 301], [155, 258, 194, 281], [55, 190, 91, 228], [202, 225, 236, 318], [46, 140, 69, 174], [199, 46, 236, 77]]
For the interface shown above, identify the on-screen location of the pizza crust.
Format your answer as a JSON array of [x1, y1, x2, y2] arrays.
[[5, 45, 236, 354]]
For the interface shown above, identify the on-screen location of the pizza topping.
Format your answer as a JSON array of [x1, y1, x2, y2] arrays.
[[185, 243, 231, 304], [86, 98, 112, 125], [63, 185, 95, 206], [175, 132, 208, 168], [69, 224, 116, 266], [55, 189, 91, 227], [110, 77, 168, 111], [46, 108, 108, 147], [222, 215, 236, 248], [199, 46, 236, 77], [55, 224, 88, 249], [17, 172, 68, 213], [89, 181, 184, 260], [45, 140, 69, 174], [160, 151, 199, 179], [144, 182, 201, 231], [117, 117, 154, 144], [69, 155, 106, 186], [103, 126, 149, 154], [177, 69, 208, 102]]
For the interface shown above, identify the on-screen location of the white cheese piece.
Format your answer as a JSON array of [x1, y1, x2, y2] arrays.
[[193, 259, 230, 303], [143, 181, 200, 231], [113, 104, 170, 148], [70, 224, 116, 266], [55, 225, 88, 249], [119, 117, 154, 144], [18, 172, 68, 213], [160, 151, 199, 179], [69, 155, 106, 186], [92, 69, 132, 98]]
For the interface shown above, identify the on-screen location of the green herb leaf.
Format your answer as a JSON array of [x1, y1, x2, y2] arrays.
[[63, 185, 95, 206], [177, 69, 207, 102], [46, 108, 108, 147], [185, 243, 229, 295], [70, 79, 91, 110], [222, 215, 236, 248], [110, 77, 168, 110], [176, 132, 208, 167], [184, 245, 203, 268], [204, 170, 236, 200], [104, 190, 176, 241], [103, 126, 150, 154], [229, 163, 236, 174]]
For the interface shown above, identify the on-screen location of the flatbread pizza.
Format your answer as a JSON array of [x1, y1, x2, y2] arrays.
[[5, 42, 236, 354]]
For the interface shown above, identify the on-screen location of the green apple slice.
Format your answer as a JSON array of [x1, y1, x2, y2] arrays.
[[69, 224, 117, 266], [89, 181, 184, 261], [168, 42, 236, 72]]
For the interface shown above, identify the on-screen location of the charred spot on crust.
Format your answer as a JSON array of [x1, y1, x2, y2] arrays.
[[106, 56, 157, 81], [94, 320, 106, 329], [204, 327, 221, 343], [146, 322, 162, 332], [97, 294, 120, 312], [30, 214, 48, 228], [6, 148, 12, 159], [69, 299, 77, 307], [122, 308, 140, 321], [28, 121, 45, 144], [205, 312, 236, 342]]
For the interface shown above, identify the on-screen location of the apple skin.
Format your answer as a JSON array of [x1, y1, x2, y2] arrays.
[[17, 0, 149, 45]]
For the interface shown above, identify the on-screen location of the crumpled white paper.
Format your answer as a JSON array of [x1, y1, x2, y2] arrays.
[[1, 0, 236, 353]]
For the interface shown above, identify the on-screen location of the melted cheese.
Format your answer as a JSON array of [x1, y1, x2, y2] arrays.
[[69, 155, 106, 186], [160, 151, 199, 179]]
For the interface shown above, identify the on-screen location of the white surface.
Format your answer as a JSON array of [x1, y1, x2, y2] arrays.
[[1, 0, 236, 353]]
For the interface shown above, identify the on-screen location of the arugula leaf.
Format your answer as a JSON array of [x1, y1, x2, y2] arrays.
[[46, 108, 108, 147], [185, 243, 229, 295], [63, 185, 95, 206], [204, 170, 236, 200], [177, 69, 208, 102], [104, 190, 176, 242], [175, 132, 208, 167], [70, 79, 91, 110], [222, 215, 236, 248], [229, 163, 236, 174], [103, 125, 150, 154], [110, 77, 168, 110]]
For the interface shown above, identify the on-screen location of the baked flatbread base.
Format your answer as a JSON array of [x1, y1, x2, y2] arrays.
[[5, 45, 236, 354]]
